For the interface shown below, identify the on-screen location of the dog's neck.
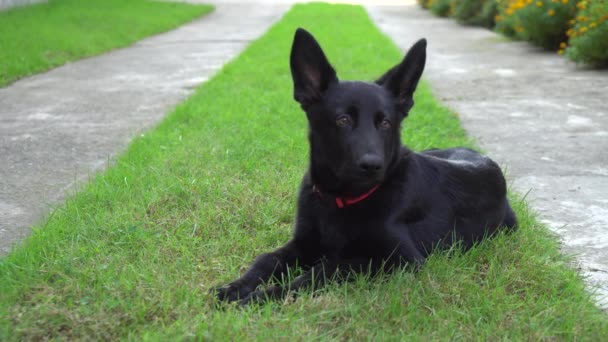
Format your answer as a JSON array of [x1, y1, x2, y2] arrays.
[[312, 183, 381, 208]]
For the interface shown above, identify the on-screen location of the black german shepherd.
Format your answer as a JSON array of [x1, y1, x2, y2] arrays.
[[213, 28, 517, 305]]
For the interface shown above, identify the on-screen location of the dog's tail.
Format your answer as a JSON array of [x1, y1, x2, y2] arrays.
[[502, 200, 518, 231]]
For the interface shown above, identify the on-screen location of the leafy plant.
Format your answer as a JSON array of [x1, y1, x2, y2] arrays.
[[480, 0, 500, 27], [565, 0, 608, 67], [453, 0, 499, 27]]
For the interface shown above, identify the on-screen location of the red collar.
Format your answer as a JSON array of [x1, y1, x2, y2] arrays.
[[313, 184, 381, 208]]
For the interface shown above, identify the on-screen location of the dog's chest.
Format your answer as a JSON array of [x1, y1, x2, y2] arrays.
[[316, 210, 386, 258]]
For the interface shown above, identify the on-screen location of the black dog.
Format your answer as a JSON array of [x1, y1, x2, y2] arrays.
[[213, 28, 517, 305]]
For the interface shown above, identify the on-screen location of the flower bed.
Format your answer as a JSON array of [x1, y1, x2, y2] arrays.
[[418, 0, 608, 67], [496, 0, 578, 50]]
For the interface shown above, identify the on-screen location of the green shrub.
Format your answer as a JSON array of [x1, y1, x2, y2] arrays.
[[565, 0, 608, 67], [430, 0, 455, 17], [480, 0, 500, 27], [495, 0, 519, 37], [453, 0, 499, 27], [496, 0, 578, 49]]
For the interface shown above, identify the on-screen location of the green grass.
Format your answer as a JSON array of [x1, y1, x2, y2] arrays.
[[0, 0, 213, 87], [1, 3, 606, 340]]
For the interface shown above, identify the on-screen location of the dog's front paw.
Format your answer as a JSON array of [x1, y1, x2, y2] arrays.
[[238, 286, 288, 306], [211, 282, 253, 303], [238, 289, 267, 306]]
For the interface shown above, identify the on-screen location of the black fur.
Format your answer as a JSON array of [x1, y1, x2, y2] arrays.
[[212, 28, 517, 305]]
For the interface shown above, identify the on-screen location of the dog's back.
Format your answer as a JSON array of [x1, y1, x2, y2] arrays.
[[413, 148, 517, 250]]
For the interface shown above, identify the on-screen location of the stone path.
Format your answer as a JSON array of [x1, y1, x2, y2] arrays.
[[368, 4, 608, 308], [0, 1, 290, 254]]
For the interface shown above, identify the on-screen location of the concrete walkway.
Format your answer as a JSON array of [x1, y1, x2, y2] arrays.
[[368, 4, 608, 307], [0, 1, 291, 255]]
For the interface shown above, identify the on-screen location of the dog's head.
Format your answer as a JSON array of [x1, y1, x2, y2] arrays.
[[290, 28, 426, 194]]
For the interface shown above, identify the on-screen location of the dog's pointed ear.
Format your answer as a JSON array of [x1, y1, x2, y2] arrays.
[[376, 39, 427, 113], [290, 28, 338, 108]]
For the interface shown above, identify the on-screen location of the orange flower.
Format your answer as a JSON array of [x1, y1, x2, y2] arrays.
[[548, 9, 555, 16]]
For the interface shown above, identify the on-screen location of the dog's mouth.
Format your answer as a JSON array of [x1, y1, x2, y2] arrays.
[[332, 166, 385, 196], [313, 158, 387, 197], [356, 173, 384, 188]]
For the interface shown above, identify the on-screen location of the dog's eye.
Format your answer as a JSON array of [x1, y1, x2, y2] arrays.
[[380, 119, 392, 129], [336, 116, 351, 127]]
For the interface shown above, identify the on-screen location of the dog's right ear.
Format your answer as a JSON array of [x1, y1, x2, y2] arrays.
[[290, 28, 338, 108]]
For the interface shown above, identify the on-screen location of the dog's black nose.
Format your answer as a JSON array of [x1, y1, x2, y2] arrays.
[[358, 154, 383, 173]]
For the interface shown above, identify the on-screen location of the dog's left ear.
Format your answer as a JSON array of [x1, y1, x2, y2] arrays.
[[290, 28, 338, 108], [376, 39, 427, 114]]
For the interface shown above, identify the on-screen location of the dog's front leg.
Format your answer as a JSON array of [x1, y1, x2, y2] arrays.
[[239, 257, 384, 305], [212, 239, 311, 302]]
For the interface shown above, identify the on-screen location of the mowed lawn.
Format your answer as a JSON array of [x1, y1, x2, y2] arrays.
[[1, 3, 606, 340], [0, 0, 213, 87]]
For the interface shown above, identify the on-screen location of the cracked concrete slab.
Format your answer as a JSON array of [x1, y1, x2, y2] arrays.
[[0, 1, 291, 255], [368, 4, 608, 308]]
